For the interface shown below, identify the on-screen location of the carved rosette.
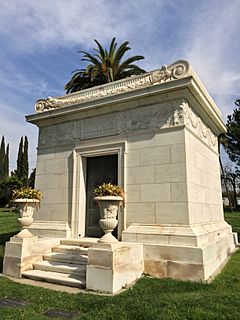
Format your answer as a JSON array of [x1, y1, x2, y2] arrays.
[[34, 60, 191, 112]]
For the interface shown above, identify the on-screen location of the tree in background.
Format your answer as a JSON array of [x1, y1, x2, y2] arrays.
[[22, 136, 29, 185], [28, 168, 36, 188], [65, 37, 146, 93], [0, 135, 30, 205], [0, 136, 5, 180], [5, 144, 9, 179], [0, 176, 23, 206], [0, 135, 9, 181], [221, 165, 240, 208], [222, 100, 240, 209], [225, 99, 240, 166], [16, 136, 23, 178], [15, 136, 29, 186]]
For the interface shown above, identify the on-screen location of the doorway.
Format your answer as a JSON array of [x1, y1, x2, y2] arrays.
[[85, 154, 118, 237]]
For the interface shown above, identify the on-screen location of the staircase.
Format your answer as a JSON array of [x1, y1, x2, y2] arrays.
[[22, 238, 99, 288]]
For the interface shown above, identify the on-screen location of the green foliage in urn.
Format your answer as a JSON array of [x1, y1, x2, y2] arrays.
[[94, 183, 124, 198], [12, 187, 42, 201]]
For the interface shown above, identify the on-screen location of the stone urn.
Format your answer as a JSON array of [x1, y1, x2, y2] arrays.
[[14, 199, 39, 238], [94, 196, 123, 243]]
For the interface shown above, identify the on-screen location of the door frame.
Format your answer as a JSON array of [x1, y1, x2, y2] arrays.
[[71, 140, 127, 239]]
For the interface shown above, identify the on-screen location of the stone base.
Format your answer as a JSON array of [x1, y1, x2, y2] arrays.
[[3, 236, 60, 278], [28, 221, 71, 238], [86, 242, 143, 294], [122, 222, 236, 281]]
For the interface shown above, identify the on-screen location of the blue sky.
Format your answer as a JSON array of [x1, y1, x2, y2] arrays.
[[0, 0, 239, 171]]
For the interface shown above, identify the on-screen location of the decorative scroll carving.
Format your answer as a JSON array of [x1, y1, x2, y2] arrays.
[[150, 60, 189, 84], [177, 100, 218, 148], [34, 60, 190, 112]]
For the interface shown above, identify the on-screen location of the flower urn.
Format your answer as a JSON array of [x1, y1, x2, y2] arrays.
[[94, 196, 123, 243], [14, 199, 39, 238]]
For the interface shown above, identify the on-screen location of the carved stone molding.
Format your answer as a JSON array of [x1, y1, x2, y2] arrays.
[[117, 101, 175, 134], [38, 98, 217, 151], [177, 100, 218, 148], [117, 99, 217, 150], [34, 60, 190, 112]]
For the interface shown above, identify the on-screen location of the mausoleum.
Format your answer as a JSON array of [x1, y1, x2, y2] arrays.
[[3, 60, 237, 293]]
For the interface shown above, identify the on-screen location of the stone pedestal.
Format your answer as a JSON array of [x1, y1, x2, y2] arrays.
[[122, 221, 236, 281], [3, 236, 60, 278], [86, 242, 143, 294]]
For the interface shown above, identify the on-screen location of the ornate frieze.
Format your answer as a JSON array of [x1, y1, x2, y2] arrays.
[[39, 121, 82, 146], [117, 101, 175, 133], [34, 60, 190, 112], [117, 99, 217, 149], [39, 98, 217, 151], [176, 101, 218, 148]]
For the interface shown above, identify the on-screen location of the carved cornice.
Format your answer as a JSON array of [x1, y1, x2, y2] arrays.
[[177, 101, 218, 148], [35, 60, 190, 112]]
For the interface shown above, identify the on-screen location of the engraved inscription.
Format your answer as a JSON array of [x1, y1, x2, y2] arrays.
[[82, 114, 117, 139]]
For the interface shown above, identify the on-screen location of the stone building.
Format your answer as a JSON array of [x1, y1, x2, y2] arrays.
[[3, 60, 237, 293]]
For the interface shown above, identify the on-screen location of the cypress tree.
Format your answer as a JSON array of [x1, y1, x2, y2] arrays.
[[29, 168, 36, 188], [16, 136, 23, 178], [4, 144, 9, 178], [22, 136, 29, 185], [0, 136, 5, 181]]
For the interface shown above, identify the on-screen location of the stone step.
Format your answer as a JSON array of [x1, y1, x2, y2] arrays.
[[22, 269, 86, 288], [60, 238, 99, 247], [43, 252, 88, 265], [33, 260, 86, 275], [52, 245, 89, 255]]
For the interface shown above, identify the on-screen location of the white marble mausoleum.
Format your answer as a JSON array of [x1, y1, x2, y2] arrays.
[[3, 60, 237, 293]]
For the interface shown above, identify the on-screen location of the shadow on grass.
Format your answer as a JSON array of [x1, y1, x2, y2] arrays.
[[0, 231, 18, 273]]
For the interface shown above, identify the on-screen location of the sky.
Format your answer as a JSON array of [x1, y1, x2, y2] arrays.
[[0, 0, 239, 172]]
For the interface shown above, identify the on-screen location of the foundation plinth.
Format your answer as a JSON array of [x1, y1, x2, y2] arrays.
[[86, 242, 143, 294]]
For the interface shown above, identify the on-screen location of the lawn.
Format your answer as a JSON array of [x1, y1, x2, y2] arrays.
[[0, 207, 239, 320], [224, 209, 240, 241], [0, 208, 20, 273]]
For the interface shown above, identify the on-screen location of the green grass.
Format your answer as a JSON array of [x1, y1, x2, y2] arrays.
[[0, 207, 240, 319], [224, 209, 240, 241], [0, 208, 20, 273]]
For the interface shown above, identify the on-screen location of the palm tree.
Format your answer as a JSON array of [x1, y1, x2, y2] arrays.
[[65, 38, 146, 94]]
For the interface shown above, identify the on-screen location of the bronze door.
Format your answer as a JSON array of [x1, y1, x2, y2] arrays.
[[85, 154, 118, 237]]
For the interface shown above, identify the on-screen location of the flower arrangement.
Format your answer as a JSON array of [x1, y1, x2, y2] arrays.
[[12, 187, 42, 201], [93, 182, 124, 199]]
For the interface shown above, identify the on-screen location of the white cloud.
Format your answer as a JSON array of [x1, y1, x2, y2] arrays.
[[182, 0, 240, 119], [0, 56, 49, 98], [0, 0, 165, 52], [0, 100, 38, 171]]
